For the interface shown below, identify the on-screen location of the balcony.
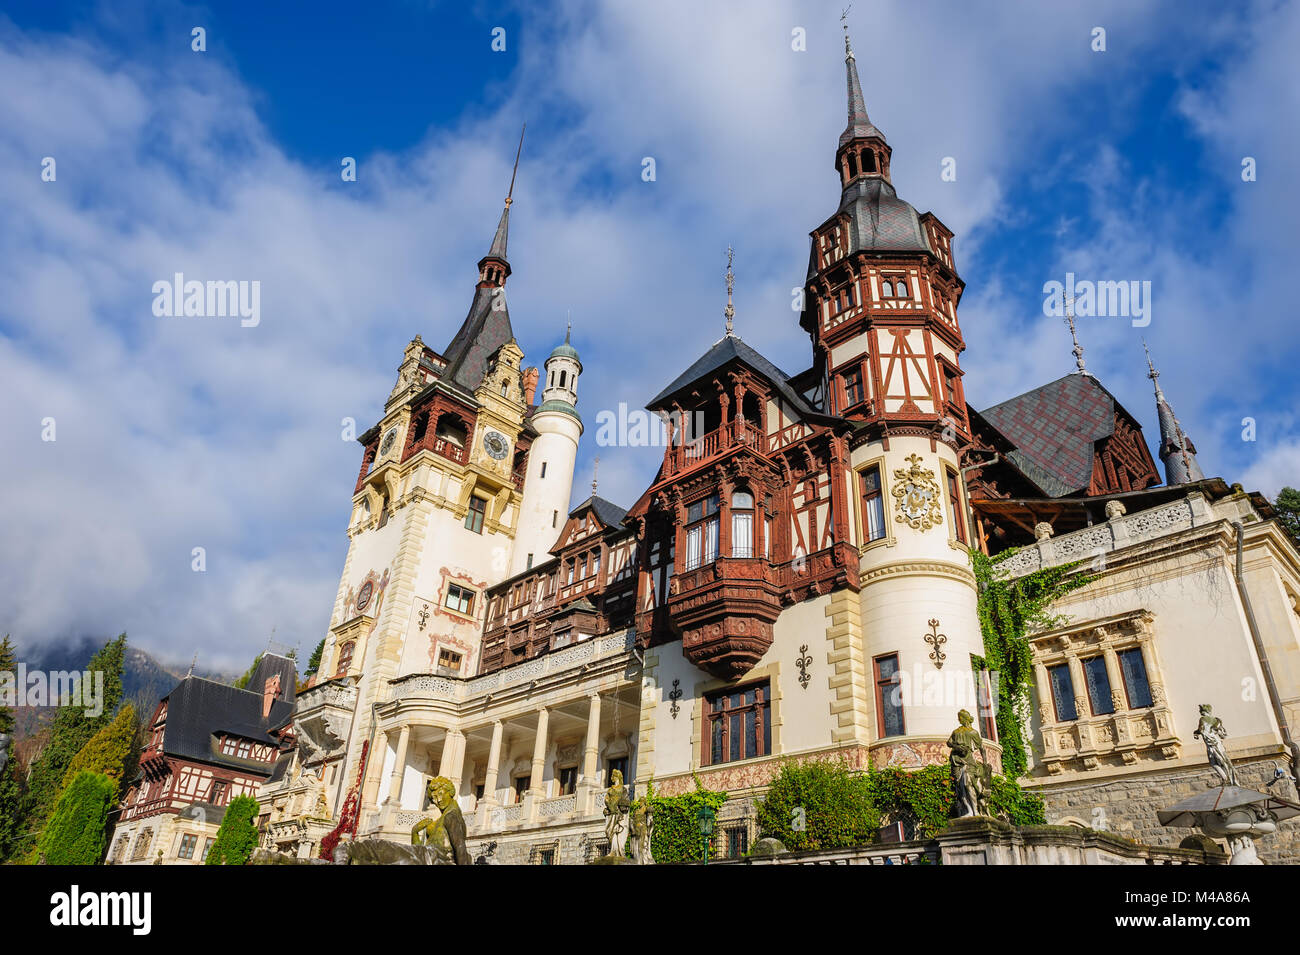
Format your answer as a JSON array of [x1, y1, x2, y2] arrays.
[[432, 437, 468, 465], [664, 419, 767, 478], [668, 556, 784, 679]]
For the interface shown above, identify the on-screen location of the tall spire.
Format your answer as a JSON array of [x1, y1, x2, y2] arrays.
[[592, 455, 599, 496], [724, 246, 735, 337], [1144, 341, 1205, 485], [836, 11, 889, 185], [479, 124, 526, 286], [840, 11, 877, 145]]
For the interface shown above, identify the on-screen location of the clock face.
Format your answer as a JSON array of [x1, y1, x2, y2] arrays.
[[356, 580, 374, 614], [379, 428, 399, 458], [483, 430, 509, 460]]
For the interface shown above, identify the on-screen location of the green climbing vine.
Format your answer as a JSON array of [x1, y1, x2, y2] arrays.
[[647, 776, 728, 864], [971, 547, 1094, 778]]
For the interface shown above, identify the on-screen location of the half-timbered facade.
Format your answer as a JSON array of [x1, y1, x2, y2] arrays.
[[255, 18, 1300, 863], [108, 654, 297, 865]]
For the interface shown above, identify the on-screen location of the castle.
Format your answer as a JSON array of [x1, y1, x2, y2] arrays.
[[116, 21, 1300, 865]]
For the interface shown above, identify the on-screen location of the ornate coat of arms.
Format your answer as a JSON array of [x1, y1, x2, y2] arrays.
[[891, 454, 944, 531]]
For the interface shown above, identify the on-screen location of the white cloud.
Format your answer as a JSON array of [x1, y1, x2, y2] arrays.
[[0, 1, 1293, 668]]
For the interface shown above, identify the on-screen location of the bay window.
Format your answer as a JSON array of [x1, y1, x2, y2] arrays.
[[684, 493, 720, 570], [731, 491, 754, 558]]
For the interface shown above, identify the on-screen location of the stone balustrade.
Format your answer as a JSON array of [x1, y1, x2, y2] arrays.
[[998, 495, 1213, 578]]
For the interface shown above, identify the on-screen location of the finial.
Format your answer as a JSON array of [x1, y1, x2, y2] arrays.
[[566, 314, 572, 345], [592, 455, 599, 496], [187, 652, 197, 678], [1143, 338, 1162, 391], [841, 6, 854, 58], [504, 123, 526, 209], [724, 246, 736, 337], [1064, 295, 1089, 376]]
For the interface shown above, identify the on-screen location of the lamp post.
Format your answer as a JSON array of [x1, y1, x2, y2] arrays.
[[696, 805, 716, 864]]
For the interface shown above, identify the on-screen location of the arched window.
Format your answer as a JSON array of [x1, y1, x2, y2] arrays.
[[732, 491, 754, 558], [881, 279, 893, 297], [862, 150, 877, 173], [559, 370, 567, 389], [410, 410, 429, 445], [847, 152, 858, 178], [334, 641, 355, 678]]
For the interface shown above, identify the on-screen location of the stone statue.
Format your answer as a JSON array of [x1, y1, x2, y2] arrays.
[[603, 769, 630, 857], [1194, 704, 1237, 787], [628, 796, 655, 865], [409, 776, 471, 865], [1105, 499, 1126, 520], [474, 840, 501, 865], [1034, 521, 1054, 542], [948, 709, 991, 818]]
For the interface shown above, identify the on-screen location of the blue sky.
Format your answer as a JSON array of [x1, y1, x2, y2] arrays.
[[1, 0, 1297, 670]]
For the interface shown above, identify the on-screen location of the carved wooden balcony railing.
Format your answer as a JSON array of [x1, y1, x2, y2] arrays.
[[664, 419, 768, 478]]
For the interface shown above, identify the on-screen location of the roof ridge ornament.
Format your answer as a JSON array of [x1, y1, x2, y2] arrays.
[[724, 246, 735, 337], [1064, 295, 1091, 376], [592, 454, 599, 496]]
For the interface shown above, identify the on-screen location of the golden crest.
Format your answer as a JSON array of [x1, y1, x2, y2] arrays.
[[891, 453, 944, 531]]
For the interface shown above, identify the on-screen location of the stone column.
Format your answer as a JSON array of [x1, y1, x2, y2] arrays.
[[1101, 646, 1126, 712], [447, 729, 467, 792], [581, 694, 602, 788], [385, 724, 411, 807], [481, 720, 504, 807], [529, 708, 550, 797]]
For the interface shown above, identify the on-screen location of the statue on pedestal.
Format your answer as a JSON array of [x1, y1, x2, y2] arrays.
[[603, 769, 630, 857], [409, 776, 471, 865], [948, 709, 991, 818], [1194, 704, 1237, 787]]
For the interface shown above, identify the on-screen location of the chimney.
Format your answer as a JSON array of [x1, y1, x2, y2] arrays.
[[262, 673, 282, 719], [523, 366, 540, 404]]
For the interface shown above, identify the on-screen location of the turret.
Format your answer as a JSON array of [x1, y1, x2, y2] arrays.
[[510, 327, 583, 575]]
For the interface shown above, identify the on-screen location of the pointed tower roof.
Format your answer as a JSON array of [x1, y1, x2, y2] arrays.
[[1145, 342, 1205, 485], [441, 127, 526, 396], [839, 17, 885, 148]]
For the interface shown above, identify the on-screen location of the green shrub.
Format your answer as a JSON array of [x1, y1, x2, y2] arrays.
[[755, 758, 879, 851], [205, 795, 260, 865], [648, 777, 727, 863], [754, 761, 1046, 846], [37, 771, 116, 865]]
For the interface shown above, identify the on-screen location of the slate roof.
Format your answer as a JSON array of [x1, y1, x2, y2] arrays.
[[840, 46, 886, 147], [570, 494, 629, 530], [648, 334, 821, 419], [155, 653, 296, 772], [978, 373, 1126, 498], [439, 286, 516, 396]]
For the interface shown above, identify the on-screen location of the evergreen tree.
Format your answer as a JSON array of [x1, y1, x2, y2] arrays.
[[0, 635, 25, 862], [16, 634, 127, 857], [204, 794, 260, 865], [233, 654, 263, 690], [1276, 487, 1300, 549], [36, 770, 117, 865], [305, 639, 325, 676], [60, 703, 140, 800]]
